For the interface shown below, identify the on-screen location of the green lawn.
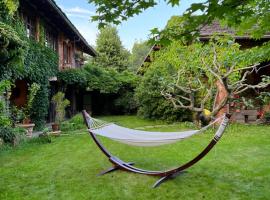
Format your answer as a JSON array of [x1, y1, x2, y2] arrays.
[[1, 116, 270, 200]]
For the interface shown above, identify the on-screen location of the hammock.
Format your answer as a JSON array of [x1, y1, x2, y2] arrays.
[[85, 114, 223, 147], [82, 110, 230, 187]]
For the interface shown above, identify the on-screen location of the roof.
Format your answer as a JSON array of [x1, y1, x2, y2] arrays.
[[21, 0, 97, 56], [137, 21, 270, 74], [199, 20, 270, 39]]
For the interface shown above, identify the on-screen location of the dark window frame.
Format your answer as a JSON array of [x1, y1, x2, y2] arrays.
[[63, 42, 72, 64], [23, 14, 36, 40], [45, 28, 58, 52]]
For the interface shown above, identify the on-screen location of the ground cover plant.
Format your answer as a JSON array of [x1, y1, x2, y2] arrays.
[[1, 115, 270, 200]]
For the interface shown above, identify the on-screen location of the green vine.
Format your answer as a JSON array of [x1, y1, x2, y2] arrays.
[[22, 40, 58, 129], [0, 22, 26, 81], [58, 68, 88, 88], [39, 20, 45, 45], [1, 18, 58, 129]]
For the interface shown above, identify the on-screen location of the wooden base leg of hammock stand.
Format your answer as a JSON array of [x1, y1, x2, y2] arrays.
[[98, 162, 135, 176], [153, 171, 187, 188]]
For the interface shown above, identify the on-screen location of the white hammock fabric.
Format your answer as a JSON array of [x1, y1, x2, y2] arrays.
[[86, 115, 224, 147]]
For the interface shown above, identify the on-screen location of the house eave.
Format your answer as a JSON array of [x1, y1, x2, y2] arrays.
[[46, 0, 97, 57]]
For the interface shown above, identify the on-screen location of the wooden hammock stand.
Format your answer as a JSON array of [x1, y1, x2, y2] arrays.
[[82, 110, 231, 188]]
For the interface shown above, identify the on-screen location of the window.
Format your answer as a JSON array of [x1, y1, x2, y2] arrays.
[[23, 15, 36, 39], [63, 42, 71, 64], [45, 29, 57, 51]]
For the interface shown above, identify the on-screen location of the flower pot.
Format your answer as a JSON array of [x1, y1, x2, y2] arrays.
[[23, 118, 31, 124], [52, 123, 60, 132], [17, 123, 35, 137]]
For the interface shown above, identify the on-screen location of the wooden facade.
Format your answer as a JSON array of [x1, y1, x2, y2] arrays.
[[18, 0, 96, 70], [11, 0, 97, 121]]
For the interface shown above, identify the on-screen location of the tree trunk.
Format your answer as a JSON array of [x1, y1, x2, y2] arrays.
[[213, 80, 229, 120]]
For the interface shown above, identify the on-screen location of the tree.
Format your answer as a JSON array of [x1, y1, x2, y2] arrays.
[[161, 36, 270, 117], [94, 25, 130, 72], [135, 41, 192, 121], [89, 0, 270, 41], [129, 40, 151, 72], [89, 0, 270, 117]]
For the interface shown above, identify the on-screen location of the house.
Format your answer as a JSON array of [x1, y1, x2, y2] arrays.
[[138, 21, 270, 123], [10, 0, 97, 122]]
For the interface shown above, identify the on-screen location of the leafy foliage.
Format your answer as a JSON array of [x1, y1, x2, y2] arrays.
[[257, 92, 270, 106], [0, 2, 59, 130], [21, 41, 58, 129], [161, 36, 270, 116], [0, 126, 15, 144], [0, 0, 19, 22], [94, 25, 130, 72], [60, 114, 85, 132], [58, 68, 88, 87], [89, 0, 157, 27], [22, 83, 40, 120], [0, 80, 12, 127], [86, 65, 138, 95], [129, 40, 151, 72], [89, 0, 270, 44], [58, 64, 139, 114], [0, 22, 26, 81], [1, 13, 58, 129], [135, 41, 192, 121], [52, 92, 70, 124]]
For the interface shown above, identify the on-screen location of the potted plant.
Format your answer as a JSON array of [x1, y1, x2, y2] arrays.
[[16, 83, 40, 137], [51, 92, 70, 131]]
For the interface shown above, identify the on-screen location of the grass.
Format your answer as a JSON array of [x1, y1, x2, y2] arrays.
[[1, 115, 270, 200]]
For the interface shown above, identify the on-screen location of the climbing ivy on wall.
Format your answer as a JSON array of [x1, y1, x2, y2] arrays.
[[0, 0, 19, 23], [1, 14, 58, 129], [39, 20, 46, 45], [22, 40, 58, 129], [0, 22, 26, 81]]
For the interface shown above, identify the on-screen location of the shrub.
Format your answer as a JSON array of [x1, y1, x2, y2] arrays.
[[0, 80, 12, 127], [135, 41, 192, 122], [52, 92, 70, 124], [264, 112, 270, 122], [60, 114, 85, 132], [0, 127, 15, 144]]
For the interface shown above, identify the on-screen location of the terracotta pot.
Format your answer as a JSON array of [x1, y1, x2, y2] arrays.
[[23, 118, 31, 124], [52, 123, 60, 132]]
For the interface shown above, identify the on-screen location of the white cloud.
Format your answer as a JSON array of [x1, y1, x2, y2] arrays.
[[59, 5, 95, 19], [65, 6, 95, 15], [66, 13, 90, 19]]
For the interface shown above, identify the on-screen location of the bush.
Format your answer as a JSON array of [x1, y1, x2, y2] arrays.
[[58, 68, 88, 87], [0, 127, 15, 144], [0, 80, 12, 127], [58, 64, 139, 115], [114, 90, 138, 114], [264, 112, 270, 122], [135, 41, 192, 122], [60, 114, 86, 132]]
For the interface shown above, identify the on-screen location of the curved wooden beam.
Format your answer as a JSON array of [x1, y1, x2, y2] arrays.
[[82, 110, 230, 187]]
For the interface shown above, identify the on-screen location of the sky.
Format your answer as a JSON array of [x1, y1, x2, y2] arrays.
[[54, 0, 200, 50]]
